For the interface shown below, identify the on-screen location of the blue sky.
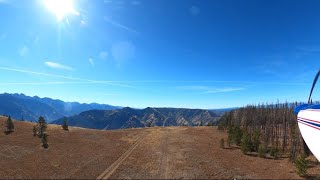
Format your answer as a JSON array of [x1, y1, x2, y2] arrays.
[[0, 0, 320, 109]]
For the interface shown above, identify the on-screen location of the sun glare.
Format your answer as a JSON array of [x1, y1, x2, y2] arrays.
[[43, 0, 79, 22]]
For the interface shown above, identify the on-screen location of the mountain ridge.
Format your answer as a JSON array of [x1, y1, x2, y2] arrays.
[[52, 107, 220, 130], [0, 93, 121, 122]]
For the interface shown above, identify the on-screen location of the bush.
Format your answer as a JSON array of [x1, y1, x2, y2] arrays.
[[295, 154, 307, 177], [270, 147, 279, 159], [220, 138, 225, 149], [258, 145, 267, 158]]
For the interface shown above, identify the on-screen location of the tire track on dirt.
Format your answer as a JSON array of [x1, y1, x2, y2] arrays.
[[96, 131, 147, 180], [158, 128, 169, 179]]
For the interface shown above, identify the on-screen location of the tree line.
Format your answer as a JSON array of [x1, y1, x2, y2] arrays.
[[217, 102, 316, 177], [3, 116, 69, 149]]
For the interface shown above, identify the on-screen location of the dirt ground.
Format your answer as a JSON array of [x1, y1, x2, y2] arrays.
[[0, 117, 319, 179]]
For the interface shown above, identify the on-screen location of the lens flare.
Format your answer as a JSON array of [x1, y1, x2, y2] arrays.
[[43, 0, 79, 22]]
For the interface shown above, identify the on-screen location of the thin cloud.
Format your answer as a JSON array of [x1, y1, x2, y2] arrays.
[[177, 85, 245, 94], [203, 88, 245, 94], [0, 66, 135, 88], [19, 46, 29, 57], [177, 85, 209, 90], [89, 58, 94, 67], [80, 20, 86, 26], [103, 16, 139, 34], [0, 82, 104, 85], [45, 61, 74, 71], [111, 41, 135, 63], [99, 51, 108, 60]]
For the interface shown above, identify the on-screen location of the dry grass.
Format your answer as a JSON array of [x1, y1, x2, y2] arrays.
[[0, 116, 319, 179]]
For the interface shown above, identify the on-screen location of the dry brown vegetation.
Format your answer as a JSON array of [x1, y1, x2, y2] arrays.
[[0, 116, 319, 179]]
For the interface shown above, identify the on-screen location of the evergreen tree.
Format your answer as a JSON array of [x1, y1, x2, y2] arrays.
[[41, 133, 49, 149], [4, 116, 14, 134], [295, 154, 307, 177], [241, 132, 253, 154], [227, 126, 234, 145], [62, 119, 69, 131], [252, 129, 261, 152], [37, 116, 47, 138], [233, 126, 243, 146]]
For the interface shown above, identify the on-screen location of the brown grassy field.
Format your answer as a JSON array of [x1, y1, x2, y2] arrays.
[[0, 116, 319, 179]]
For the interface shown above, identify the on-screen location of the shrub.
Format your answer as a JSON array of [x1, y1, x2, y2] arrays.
[[270, 147, 279, 159], [220, 138, 225, 149], [295, 154, 307, 177], [258, 145, 267, 158]]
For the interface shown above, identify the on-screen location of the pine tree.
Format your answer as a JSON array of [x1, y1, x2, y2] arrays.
[[252, 129, 261, 152], [227, 125, 234, 146], [41, 133, 49, 149], [37, 116, 47, 138], [62, 119, 69, 131], [295, 154, 307, 177], [4, 116, 14, 134], [233, 126, 243, 146], [241, 132, 252, 154]]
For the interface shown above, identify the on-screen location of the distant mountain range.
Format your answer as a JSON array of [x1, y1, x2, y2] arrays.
[[0, 93, 121, 122], [209, 107, 239, 116], [52, 107, 220, 130]]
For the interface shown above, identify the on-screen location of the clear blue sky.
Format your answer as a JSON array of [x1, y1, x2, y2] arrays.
[[0, 0, 320, 109]]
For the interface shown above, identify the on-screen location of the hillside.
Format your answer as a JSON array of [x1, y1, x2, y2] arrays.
[[52, 107, 220, 130], [0, 93, 120, 122], [2, 116, 319, 179]]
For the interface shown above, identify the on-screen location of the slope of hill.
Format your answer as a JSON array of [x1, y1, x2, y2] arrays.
[[1, 117, 319, 179], [0, 93, 121, 122], [52, 107, 220, 130]]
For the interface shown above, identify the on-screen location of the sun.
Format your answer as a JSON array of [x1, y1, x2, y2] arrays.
[[43, 0, 79, 22]]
